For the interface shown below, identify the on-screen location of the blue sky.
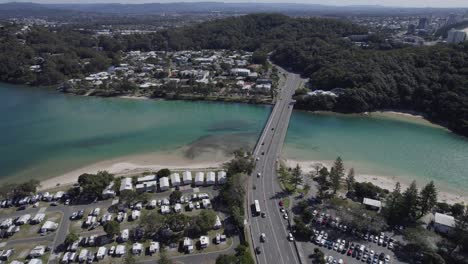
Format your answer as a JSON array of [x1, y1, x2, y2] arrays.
[[2, 0, 468, 8]]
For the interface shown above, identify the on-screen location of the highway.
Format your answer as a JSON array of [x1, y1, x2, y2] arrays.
[[248, 68, 306, 264]]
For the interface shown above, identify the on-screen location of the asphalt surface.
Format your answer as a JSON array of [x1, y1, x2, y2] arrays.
[[248, 69, 305, 264]]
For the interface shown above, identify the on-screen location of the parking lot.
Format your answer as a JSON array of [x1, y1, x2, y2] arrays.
[[298, 210, 406, 264]]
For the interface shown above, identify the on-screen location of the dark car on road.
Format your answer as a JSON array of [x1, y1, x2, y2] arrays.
[[256, 247, 261, 254]]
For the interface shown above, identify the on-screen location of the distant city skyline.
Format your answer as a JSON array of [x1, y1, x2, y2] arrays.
[[2, 0, 468, 8]]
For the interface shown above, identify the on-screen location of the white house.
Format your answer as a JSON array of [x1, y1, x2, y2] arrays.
[[195, 172, 204, 186], [202, 199, 211, 209], [182, 171, 192, 185], [115, 245, 126, 257], [78, 249, 89, 262], [120, 177, 133, 192], [131, 210, 141, 221], [230, 68, 250, 76], [40, 221, 58, 233], [206, 172, 216, 185], [217, 171, 227, 184], [137, 175, 156, 183], [200, 236, 210, 248], [170, 173, 181, 187], [102, 182, 116, 199], [120, 229, 129, 242], [214, 215, 222, 229], [132, 243, 143, 255], [29, 245, 46, 258], [174, 203, 182, 213], [149, 242, 159, 255], [433, 213, 456, 234], [96, 247, 107, 260], [135, 181, 157, 193], [148, 200, 157, 209], [54, 191, 65, 200], [362, 198, 382, 211], [161, 205, 170, 214], [183, 237, 194, 253], [159, 177, 170, 191]]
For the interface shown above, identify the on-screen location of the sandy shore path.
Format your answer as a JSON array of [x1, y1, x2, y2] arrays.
[[284, 159, 468, 205], [39, 150, 231, 191]]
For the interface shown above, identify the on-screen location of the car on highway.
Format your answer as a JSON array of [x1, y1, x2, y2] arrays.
[[261, 212, 266, 218], [70, 212, 78, 220], [278, 200, 284, 207], [283, 213, 289, 220], [256, 247, 261, 254], [280, 208, 285, 213], [260, 233, 266, 242], [257, 173, 261, 178], [288, 233, 294, 241]]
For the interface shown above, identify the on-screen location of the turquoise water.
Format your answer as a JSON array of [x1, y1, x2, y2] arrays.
[[2, 83, 468, 193], [0, 83, 270, 182], [284, 111, 468, 192]]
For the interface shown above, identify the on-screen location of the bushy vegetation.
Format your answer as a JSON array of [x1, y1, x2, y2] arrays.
[[77, 171, 114, 199], [0, 179, 40, 199]]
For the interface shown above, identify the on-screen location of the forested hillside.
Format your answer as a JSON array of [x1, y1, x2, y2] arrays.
[[1, 13, 467, 136]]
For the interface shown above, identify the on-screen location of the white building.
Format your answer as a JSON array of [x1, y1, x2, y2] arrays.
[[174, 203, 182, 213], [217, 171, 227, 184], [183, 237, 194, 253], [362, 198, 382, 211], [16, 214, 31, 225], [195, 172, 205, 186], [200, 236, 210, 248], [78, 249, 89, 262], [135, 181, 157, 193], [120, 177, 133, 192], [206, 172, 216, 185], [120, 229, 129, 242], [102, 182, 116, 199], [31, 213, 45, 224], [433, 212, 456, 234], [149, 242, 160, 255], [29, 259, 42, 264], [29, 245, 46, 258], [40, 221, 58, 233], [159, 177, 170, 191], [96, 247, 107, 260], [202, 199, 212, 209], [161, 205, 170, 214], [115, 245, 126, 257], [132, 243, 143, 255], [182, 171, 192, 185], [230, 68, 250, 76], [131, 210, 141, 221], [137, 175, 157, 183], [214, 215, 222, 229], [447, 28, 467, 43], [170, 173, 181, 187]]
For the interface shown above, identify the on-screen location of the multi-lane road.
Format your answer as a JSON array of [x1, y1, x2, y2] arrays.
[[248, 69, 306, 264]]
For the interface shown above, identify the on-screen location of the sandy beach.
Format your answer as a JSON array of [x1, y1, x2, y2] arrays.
[[285, 159, 468, 205], [39, 149, 231, 191]]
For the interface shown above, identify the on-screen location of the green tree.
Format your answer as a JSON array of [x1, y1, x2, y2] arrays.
[[291, 164, 303, 188], [196, 210, 217, 233], [330, 157, 345, 194], [140, 211, 166, 238], [65, 232, 79, 246], [119, 190, 139, 205], [451, 203, 465, 217], [216, 254, 238, 264], [401, 181, 419, 222], [418, 181, 438, 218], [346, 168, 355, 192], [124, 252, 136, 264], [169, 190, 182, 204], [384, 182, 402, 225], [103, 220, 120, 238], [157, 168, 171, 178], [159, 247, 172, 264], [78, 171, 114, 198]]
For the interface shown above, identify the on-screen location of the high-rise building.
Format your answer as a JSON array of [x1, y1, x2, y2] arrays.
[[417, 17, 429, 29], [446, 13, 458, 26], [447, 28, 467, 43]]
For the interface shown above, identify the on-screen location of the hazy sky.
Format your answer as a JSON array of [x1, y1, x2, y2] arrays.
[[3, 0, 468, 8]]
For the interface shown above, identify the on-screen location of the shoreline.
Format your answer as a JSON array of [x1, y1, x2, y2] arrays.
[[284, 159, 468, 205], [39, 149, 232, 191]]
